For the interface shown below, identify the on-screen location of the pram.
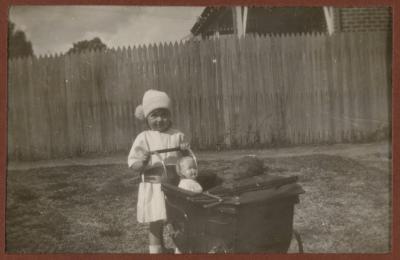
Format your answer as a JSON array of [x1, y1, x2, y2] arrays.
[[147, 147, 305, 253]]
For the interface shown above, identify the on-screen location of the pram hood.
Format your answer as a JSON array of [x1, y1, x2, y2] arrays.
[[222, 182, 304, 205]]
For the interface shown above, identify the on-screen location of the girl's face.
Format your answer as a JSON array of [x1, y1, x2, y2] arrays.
[[147, 108, 171, 132]]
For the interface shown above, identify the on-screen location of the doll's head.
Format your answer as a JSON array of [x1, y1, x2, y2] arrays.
[[176, 156, 198, 180], [135, 89, 172, 132]]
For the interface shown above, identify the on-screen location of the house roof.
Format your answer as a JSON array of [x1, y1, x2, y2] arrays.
[[190, 7, 224, 35], [190, 6, 314, 36]]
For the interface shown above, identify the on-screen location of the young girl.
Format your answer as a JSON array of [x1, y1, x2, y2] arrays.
[[128, 89, 188, 254]]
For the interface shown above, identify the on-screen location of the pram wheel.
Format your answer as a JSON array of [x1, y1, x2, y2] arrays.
[[292, 229, 304, 253], [286, 229, 304, 253]]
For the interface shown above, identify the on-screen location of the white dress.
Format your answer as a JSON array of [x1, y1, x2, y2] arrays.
[[128, 129, 185, 223], [178, 179, 203, 193]]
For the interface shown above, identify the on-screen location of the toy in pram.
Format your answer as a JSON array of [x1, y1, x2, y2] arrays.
[[146, 147, 305, 253]]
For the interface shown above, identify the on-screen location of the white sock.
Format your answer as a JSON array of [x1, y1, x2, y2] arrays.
[[175, 247, 181, 254], [149, 245, 162, 254]]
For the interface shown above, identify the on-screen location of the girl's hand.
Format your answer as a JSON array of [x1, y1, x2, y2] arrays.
[[180, 142, 190, 151], [130, 154, 149, 172], [141, 150, 150, 165]]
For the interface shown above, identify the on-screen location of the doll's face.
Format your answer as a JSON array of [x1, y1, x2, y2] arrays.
[[147, 108, 171, 132], [179, 158, 198, 179]]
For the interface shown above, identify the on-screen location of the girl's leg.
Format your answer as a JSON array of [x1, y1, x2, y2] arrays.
[[149, 221, 163, 254]]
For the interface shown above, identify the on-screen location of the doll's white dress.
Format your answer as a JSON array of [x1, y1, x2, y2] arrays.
[[178, 179, 203, 193]]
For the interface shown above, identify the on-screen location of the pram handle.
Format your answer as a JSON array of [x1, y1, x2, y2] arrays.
[[150, 147, 197, 167], [149, 147, 182, 155], [150, 147, 198, 180]]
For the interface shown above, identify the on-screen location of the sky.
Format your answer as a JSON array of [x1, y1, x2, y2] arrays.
[[9, 6, 204, 56]]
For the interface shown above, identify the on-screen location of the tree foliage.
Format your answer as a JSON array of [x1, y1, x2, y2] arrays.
[[8, 21, 34, 58], [67, 37, 107, 54]]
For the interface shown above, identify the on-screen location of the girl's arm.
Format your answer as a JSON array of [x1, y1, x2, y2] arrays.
[[128, 133, 150, 172]]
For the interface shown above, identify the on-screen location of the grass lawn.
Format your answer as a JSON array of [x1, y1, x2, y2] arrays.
[[6, 142, 391, 253]]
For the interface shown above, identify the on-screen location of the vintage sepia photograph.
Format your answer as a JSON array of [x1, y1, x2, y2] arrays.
[[6, 4, 392, 254]]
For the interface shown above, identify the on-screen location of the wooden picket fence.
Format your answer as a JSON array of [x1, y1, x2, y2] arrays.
[[8, 32, 391, 160]]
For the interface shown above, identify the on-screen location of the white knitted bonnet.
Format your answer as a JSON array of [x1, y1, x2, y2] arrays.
[[135, 89, 171, 120]]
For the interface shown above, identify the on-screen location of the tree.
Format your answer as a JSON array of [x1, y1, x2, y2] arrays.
[[8, 21, 34, 58], [67, 37, 107, 54]]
